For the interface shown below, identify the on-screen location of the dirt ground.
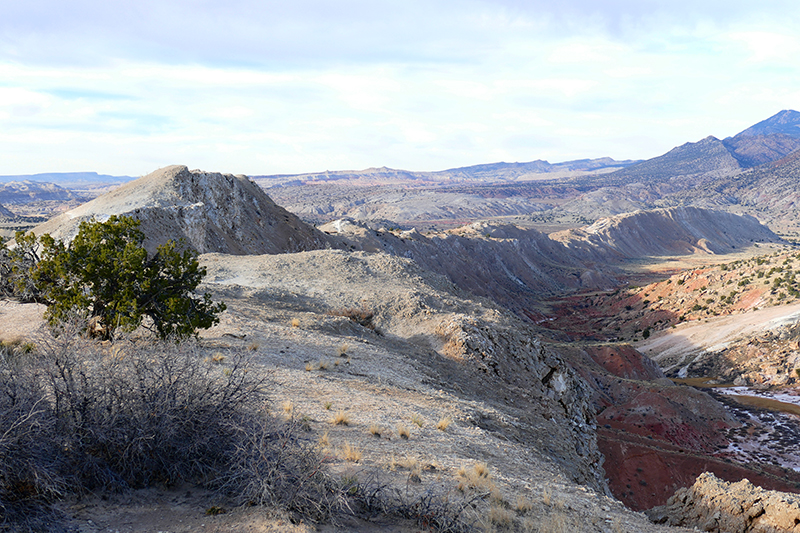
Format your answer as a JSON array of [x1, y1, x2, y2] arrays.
[[0, 249, 694, 532]]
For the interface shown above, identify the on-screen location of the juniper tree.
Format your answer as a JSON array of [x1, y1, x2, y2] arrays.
[[30, 215, 225, 339]]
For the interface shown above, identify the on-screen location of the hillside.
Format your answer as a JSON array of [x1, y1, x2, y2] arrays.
[[0, 250, 688, 532], [603, 136, 742, 185], [0, 203, 16, 220], [0, 180, 81, 205], [551, 207, 782, 259], [29, 165, 340, 255], [734, 109, 800, 138]]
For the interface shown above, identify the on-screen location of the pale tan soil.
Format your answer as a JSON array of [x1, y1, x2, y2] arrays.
[[0, 249, 692, 532], [637, 301, 800, 373]]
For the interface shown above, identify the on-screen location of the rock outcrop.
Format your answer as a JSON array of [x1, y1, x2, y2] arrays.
[[648, 472, 800, 532], [30, 165, 340, 255]]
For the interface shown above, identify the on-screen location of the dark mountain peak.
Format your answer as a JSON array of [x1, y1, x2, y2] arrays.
[[610, 135, 738, 183], [735, 110, 800, 138]]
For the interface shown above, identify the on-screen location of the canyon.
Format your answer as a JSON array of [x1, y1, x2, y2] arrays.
[[6, 111, 800, 531]]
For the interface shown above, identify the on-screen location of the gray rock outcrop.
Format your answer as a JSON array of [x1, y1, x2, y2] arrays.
[[648, 472, 800, 532], [29, 165, 340, 255]]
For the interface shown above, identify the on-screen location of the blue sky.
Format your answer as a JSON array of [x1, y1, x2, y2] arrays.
[[2, 0, 800, 176]]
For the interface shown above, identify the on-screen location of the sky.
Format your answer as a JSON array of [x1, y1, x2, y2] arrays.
[[2, 1, 800, 176]]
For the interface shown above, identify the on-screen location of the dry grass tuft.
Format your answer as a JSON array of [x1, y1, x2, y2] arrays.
[[332, 410, 350, 426], [319, 431, 330, 447], [368, 423, 383, 437], [282, 400, 294, 416], [542, 486, 552, 506], [305, 362, 314, 372], [291, 318, 300, 328], [323, 401, 333, 410], [208, 352, 226, 364], [396, 423, 410, 439], [337, 343, 349, 357], [514, 494, 534, 513], [317, 359, 329, 371], [487, 503, 514, 528], [247, 342, 260, 351], [436, 417, 452, 431], [410, 414, 424, 428], [339, 442, 362, 463], [456, 462, 496, 493]]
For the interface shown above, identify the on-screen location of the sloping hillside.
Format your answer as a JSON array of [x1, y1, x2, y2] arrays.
[[605, 136, 742, 184], [321, 218, 620, 316], [0, 203, 16, 220], [551, 207, 783, 259], [30, 165, 340, 255], [0, 181, 82, 205]]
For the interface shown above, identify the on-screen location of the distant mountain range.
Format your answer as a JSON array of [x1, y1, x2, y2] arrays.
[[253, 157, 639, 187], [606, 110, 800, 185], [7, 110, 800, 233], [0, 172, 133, 188]]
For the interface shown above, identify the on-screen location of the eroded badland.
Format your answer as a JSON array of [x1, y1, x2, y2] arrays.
[[7, 111, 800, 531]]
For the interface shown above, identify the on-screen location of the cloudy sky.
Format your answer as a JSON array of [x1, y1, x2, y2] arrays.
[[2, 1, 800, 176]]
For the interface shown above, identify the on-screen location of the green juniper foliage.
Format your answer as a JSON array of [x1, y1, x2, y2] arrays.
[[6, 215, 225, 339]]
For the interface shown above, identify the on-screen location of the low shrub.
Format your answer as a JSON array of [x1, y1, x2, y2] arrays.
[[328, 306, 376, 330]]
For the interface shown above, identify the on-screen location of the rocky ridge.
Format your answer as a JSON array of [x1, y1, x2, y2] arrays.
[[0, 203, 16, 220], [29, 165, 340, 255], [0, 180, 82, 205], [648, 472, 800, 532], [320, 218, 619, 316]]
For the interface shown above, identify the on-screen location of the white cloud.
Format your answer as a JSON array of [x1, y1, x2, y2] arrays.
[[2, 2, 800, 174]]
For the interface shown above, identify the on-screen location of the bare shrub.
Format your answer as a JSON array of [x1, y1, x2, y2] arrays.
[[0, 350, 66, 529], [223, 417, 348, 523], [32, 324, 269, 490], [348, 472, 479, 533]]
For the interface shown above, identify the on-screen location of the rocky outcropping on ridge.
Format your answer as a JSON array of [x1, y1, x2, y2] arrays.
[[648, 471, 800, 532], [30, 165, 340, 255]]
